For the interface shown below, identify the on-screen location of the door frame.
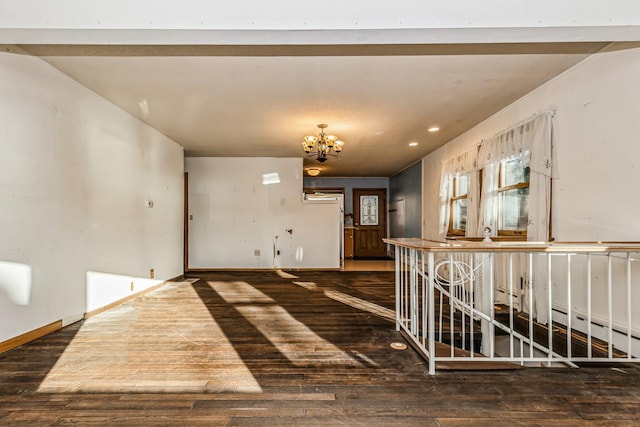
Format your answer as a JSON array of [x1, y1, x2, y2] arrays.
[[183, 172, 189, 273]]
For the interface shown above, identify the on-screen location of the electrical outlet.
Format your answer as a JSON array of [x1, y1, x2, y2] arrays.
[[150, 269, 154, 279], [254, 249, 261, 256], [130, 282, 135, 291]]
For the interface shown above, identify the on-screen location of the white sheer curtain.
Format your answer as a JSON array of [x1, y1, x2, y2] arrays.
[[477, 111, 555, 240], [477, 163, 500, 238], [438, 147, 479, 240], [439, 113, 555, 324], [527, 112, 555, 324], [527, 112, 556, 242], [438, 174, 452, 240], [465, 168, 480, 237], [477, 111, 556, 323]]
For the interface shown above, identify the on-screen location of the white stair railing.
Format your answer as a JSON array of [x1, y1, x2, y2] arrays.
[[386, 238, 640, 375]]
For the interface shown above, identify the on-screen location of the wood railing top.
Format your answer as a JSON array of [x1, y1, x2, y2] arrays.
[[383, 238, 640, 253]]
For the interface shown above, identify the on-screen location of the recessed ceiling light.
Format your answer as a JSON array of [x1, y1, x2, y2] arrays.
[[409, 142, 419, 147], [428, 126, 440, 132]]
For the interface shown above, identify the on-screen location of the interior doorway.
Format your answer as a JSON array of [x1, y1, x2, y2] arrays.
[[353, 188, 387, 258]]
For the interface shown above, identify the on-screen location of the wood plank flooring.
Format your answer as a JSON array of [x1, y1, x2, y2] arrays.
[[1, 270, 639, 426]]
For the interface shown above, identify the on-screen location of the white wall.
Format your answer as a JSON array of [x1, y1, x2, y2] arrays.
[[420, 46, 640, 351], [422, 46, 640, 242], [0, 51, 184, 342], [186, 157, 341, 269]]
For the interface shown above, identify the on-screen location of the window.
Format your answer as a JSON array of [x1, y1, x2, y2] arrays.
[[448, 173, 470, 236], [497, 159, 530, 236], [445, 112, 553, 245]]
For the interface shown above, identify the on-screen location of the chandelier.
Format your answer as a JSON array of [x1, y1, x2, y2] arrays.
[[301, 124, 345, 162]]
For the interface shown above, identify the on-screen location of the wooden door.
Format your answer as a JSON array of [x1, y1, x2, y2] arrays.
[[353, 188, 387, 258]]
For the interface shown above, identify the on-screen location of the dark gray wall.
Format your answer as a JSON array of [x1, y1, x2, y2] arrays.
[[389, 161, 422, 238]]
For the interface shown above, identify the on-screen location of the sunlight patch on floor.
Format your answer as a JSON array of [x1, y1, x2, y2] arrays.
[[209, 280, 360, 367], [275, 270, 299, 279], [291, 280, 395, 322], [208, 280, 276, 304], [37, 281, 262, 393], [323, 289, 395, 322], [291, 281, 318, 290]]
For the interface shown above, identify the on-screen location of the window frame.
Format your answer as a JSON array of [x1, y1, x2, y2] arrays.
[[496, 159, 530, 238]]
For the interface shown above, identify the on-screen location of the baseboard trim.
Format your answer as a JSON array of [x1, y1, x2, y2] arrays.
[[186, 268, 277, 272], [0, 320, 63, 354], [0, 275, 184, 354], [84, 275, 184, 319]]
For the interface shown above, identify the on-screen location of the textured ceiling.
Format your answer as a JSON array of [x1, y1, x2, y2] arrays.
[[25, 42, 607, 176]]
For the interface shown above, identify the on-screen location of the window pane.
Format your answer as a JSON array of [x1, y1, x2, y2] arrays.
[[499, 187, 529, 231], [360, 195, 379, 226], [453, 198, 468, 230], [456, 174, 469, 196], [503, 160, 530, 186]]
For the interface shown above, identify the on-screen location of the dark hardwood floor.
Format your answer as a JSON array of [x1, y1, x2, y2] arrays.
[[1, 270, 639, 426]]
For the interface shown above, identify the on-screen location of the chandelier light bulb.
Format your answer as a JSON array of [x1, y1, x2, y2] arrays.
[[304, 135, 317, 147], [325, 135, 337, 148]]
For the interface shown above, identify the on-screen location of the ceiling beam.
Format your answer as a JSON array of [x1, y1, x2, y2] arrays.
[[1, 27, 640, 47], [1, 1, 639, 45]]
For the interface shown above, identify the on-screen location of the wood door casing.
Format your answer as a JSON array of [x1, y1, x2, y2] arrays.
[[353, 188, 387, 258], [183, 172, 188, 272]]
